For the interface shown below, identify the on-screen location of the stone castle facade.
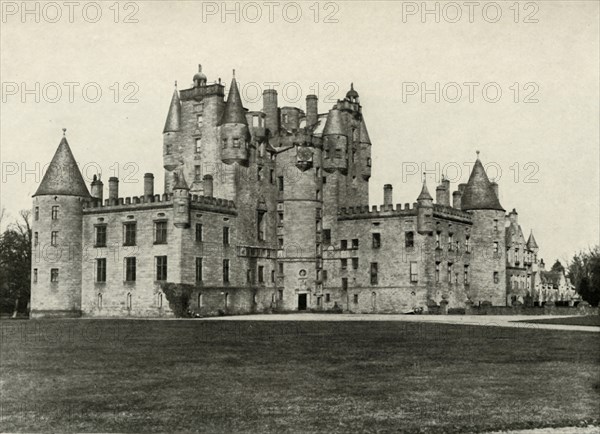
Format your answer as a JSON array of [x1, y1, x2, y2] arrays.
[[30, 64, 562, 318]]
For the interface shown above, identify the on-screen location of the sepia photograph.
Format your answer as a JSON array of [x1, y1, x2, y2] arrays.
[[0, 1, 599, 433]]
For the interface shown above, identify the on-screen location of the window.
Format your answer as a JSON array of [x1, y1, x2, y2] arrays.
[[195, 223, 203, 242], [322, 176, 327, 184], [515, 248, 520, 264], [195, 165, 201, 180], [323, 229, 331, 245], [50, 268, 59, 282], [246, 269, 253, 284], [127, 293, 132, 310], [97, 293, 102, 309], [370, 262, 378, 285], [197, 114, 203, 128], [325, 293, 331, 302], [34, 232, 38, 247], [258, 266, 264, 283], [352, 150, 356, 162], [353, 294, 358, 304], [257, 211, 266, 241], [352, 258, 359, 270], [342, 278, 348, 290], [123, 223, 136, 246], [278, 212, 284, 225], [278, 238, 284, 248], [278, 176, 284, 191], [340, 240, 347, 250], [257, 166, 263, 181], [352, 239, 359, 249], [155, 256, 167, 281], [455, 240, 460, 253], [316, 189, 321, 201], [198, 293, 203, 308], [166, 144, 172, 155], [367, 158, 372, 167], [465, 235, 471, 253], [34, 207, 39, 221], [223, 259, 230, 283], [325, 148, 330, 159], [270, 169, 274, 184], [51, 231, 58, 247], [96, 258, 106, 283], [447, 263, 453, 283], [278, 289, 283, 300], [195, 257, 203, 282], [282, 113, 289, 123], [493, 271, 499, 284], [154, 221, 168, 244], [33, 269, 38, 283], [233, 138, 240, 148], [435, 262, 440, 283], [125, 257, 136, 282], [51, 206, 59, 220], [196, 138, 202, 153], [223, 227, 230, 245], [341, 258, 347, 270], [405, 232, 414, 248], [436, 231, 441, 249], [493, 241, 499, 254], [323, 270, 328, 281], [335, 148, 342, 159], [95, 226, 106, 247], [410, 261, 418, 282], [494, 219, 498, 231], [278, 263, 284, 274], [271, 269, 275, 283], [448, 233, 454, 251], [252, 115, 259, 127], [372, 233, 381, 249]]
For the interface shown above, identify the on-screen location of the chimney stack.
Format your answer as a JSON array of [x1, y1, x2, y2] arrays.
[[452, 190, 462, 209], [436, 177, 450, 206], [108, 177, 119, 204], [383, 184, 393, 208], [306, 94, 318, 128], [91, 174, 103, 203], [203, 174, 213, 198], [144, 173, 154, 198], [263, 89, 279, 137]]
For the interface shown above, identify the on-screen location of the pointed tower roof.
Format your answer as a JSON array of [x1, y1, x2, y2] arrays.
[[461, 152, 504, 211], [34, 130, 91, 198], [417, 177, 433, 201], [163, 83, 181, 133], [346, 83, 359, 99], [173, 168, 189, 190], [323, 108, 345, 136], [527, 231, 539, 249], [219, 73, 247, 126], [359, 117, 371, 144]]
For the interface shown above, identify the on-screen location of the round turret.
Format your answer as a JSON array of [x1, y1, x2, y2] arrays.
[[193, 64, 207, 87]]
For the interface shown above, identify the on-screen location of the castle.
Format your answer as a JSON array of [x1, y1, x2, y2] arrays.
[[30, 64, 569, 318]]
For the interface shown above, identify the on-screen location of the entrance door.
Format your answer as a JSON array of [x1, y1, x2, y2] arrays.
[[298, 294, 307, 311]]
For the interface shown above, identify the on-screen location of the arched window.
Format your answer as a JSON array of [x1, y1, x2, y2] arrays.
[[97, 293, 102, 309], [225, 292, 229, 308], [198, 293, 203, 308], [158, 292, 163, 308], [127, 293, 132, 310]]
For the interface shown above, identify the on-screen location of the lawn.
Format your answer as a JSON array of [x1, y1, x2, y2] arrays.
[[519, 315, 600, 327], [0, 319, 598, 433]]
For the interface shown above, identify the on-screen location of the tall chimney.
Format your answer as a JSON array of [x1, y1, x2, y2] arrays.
[[383, 184, 393, 208], [306, 94, 318, 128], [263, 89, 279, 137], [452, 190, 462, 209], [108, 177, 119, 204], [203, 174, 213, 198], [144, 173, 154, 198], [458, 183, 467, 194], [91, 174, 103, 203]]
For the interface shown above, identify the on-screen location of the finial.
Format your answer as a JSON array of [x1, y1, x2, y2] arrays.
[[232, 69, 236, 78], [422, 172, 427, 183], [219, 77, 221, 84], [351, 82, 354, 90], [62, 128, 66, 137], [174, 80, 177, 89], [476, 150, 480, 158], [198, 64, 202, 72]]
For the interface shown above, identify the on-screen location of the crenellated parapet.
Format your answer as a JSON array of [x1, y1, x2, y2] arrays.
[[433, 204, 473, 224], [179, 83, 225, 101], [337, 203, 418, 220]]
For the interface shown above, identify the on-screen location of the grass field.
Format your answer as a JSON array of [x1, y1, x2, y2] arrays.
[[1, 319, 598, 433], [519, 315, 600, 327]]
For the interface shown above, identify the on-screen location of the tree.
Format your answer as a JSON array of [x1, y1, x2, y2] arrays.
[[0, 210, 31, 317], [551, 259, 565, 273], [567, 246, 600, 306]]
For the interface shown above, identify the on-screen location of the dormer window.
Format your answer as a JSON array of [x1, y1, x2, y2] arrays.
[[233, 138, 240, 148]]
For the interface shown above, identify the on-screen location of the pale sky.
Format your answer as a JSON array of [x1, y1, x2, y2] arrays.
[[1, 0, 598, 264]]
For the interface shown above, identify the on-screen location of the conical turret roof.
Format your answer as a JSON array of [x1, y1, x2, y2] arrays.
[[417, 179, 433, 201], [173, 169, 189, 190], [219, 75, 247, 126], [359, 117, 371, 144], [163, 85, 181, 133], [527, 231, 539, 249], [34, 131, 91, 198], [323, 108, 345, 136], [461, 155, 504, 211]]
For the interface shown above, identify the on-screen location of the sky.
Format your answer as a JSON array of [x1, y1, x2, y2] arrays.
[[1, 0, 598, 265]]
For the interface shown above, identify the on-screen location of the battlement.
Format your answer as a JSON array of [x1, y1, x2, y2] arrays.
[[432, 204, 473, 224], [179, 83, 225, 101], [82, 193, 236, 215], [337, 203, 418, 220]]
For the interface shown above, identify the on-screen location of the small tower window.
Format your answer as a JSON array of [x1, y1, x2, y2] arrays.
[[50, 268, 59, 282], [166, 144, 172, 155], [464, 265, 469, 284], [410, 261, 418, 282], [370, 262, 378, 285], [197, 115, 203, 128], [33, 269, 38, 283], [435, 262, 440, 282], [34, 207, 39, 221], [282, 113, 289, 123], [223, 227, 230, 245], [447, 263, 453, 283], [34, 232, 38, 247], [367, 158, 372, 167], [233, 138, 240, 148], [51, 206, 59, 220], [223, 260, 230, 283], [196, 257, 203, 282], [195, 166, 201, 180], [97, 293, 102, 309], [372, 233, 381, 249], [195, 223, 203, 242], [51, 231, 58, 247], [196, 138, 202, 153], [405, 232, 414, 248], [127, 293, 132, 310]]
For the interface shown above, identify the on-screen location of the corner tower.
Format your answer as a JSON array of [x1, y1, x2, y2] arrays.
[[31, 129, 91, 318], [220, 72, 250, 166], [461, 152, 506, 305]]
